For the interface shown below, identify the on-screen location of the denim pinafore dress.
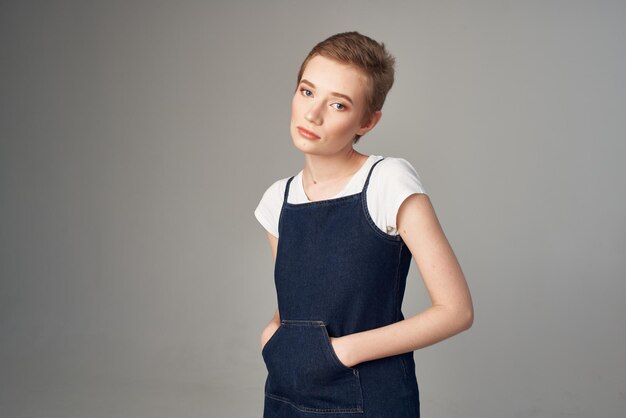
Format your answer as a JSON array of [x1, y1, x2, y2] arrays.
[[262, 157, 420, 417]]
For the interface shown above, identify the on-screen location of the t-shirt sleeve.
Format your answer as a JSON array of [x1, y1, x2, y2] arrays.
[[254, 179, 285, 238], [376, 158, 428, 235]]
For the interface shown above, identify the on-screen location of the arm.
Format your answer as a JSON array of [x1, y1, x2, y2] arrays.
[[260, 231, 281, 349], [331, 193, 474, 367]]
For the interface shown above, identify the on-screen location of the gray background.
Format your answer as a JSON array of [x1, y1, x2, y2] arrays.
[[1, 1, 625, 417]]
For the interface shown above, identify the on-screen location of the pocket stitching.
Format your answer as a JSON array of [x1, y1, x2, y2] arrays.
[[265, 392, 363, 414]]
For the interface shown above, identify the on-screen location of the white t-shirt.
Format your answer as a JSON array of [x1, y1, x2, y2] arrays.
[[254, 155, 428, 238]]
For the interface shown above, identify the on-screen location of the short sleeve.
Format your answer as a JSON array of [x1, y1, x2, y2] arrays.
[[254, 179, 286, 238], [369, 157, 428, 235]]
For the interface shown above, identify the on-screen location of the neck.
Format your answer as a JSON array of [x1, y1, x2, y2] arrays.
[[302, 148, 368, 185]]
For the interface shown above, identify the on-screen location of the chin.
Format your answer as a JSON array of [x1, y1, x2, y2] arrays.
[[290, 130, 313, 151], [292, 139, 314, 154], [291, 138, 323, 156]]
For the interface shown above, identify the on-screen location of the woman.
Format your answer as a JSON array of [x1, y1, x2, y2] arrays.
[[254, 31, 473, 418]]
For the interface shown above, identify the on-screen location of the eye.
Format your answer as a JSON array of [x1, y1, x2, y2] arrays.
[[300, 88, 313, 97], [331, 103, 346, 111]]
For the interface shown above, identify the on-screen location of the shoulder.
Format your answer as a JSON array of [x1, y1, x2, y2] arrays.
[[363, 156, 428, 235], [375, 156, 419, 175], [258, 176, 293, 206], [372, 157, 427, 194], [254, 176, 294, 238], [265, 176, 290, 197]]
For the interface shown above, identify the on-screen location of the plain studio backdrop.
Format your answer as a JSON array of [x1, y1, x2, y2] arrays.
[[1, 1, 625, 417]]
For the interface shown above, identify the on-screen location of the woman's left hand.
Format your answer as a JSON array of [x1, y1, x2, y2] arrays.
[[330, 336, 355, 368]]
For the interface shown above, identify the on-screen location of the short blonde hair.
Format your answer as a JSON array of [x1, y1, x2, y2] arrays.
[[296, 32, 396, 143]]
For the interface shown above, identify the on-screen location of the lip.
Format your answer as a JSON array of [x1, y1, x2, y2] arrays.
[[297, 126, 321, 140]]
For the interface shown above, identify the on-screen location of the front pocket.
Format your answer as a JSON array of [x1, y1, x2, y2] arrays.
[[262, 320, 364, 413]]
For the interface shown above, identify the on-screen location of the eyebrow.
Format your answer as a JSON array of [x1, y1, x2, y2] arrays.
[[300, 79, 354, 105]]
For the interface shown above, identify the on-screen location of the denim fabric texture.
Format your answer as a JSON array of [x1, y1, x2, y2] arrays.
[[262, 157, 420, 417]]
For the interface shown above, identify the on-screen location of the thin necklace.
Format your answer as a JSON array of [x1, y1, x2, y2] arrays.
[[311, 165, 360, 185], [309, 156, 368, 185]]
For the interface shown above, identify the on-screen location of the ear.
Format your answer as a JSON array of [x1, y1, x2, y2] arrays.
[[356, 110, 382, 136]]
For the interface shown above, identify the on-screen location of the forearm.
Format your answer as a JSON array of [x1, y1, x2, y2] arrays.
[[333, 192, 476, 367], [340, 304, 473, 366]]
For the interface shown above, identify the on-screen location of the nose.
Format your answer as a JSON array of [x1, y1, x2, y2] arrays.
[[304, 101, 323, 125]]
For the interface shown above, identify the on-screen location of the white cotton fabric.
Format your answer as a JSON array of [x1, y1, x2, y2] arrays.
[[254, 155, 428, 237]]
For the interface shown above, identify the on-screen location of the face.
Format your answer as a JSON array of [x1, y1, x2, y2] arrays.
[[290, 55, 380, 156]]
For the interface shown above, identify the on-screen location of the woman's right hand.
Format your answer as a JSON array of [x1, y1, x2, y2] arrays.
[[260, 320, 280, 351], [261, 308, 281, 351]]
